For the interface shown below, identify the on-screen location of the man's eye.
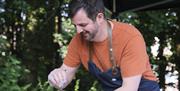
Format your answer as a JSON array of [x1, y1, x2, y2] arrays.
[[79, 24, 87, 27]]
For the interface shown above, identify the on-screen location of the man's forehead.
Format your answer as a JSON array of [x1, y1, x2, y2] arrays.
[[72, 20, 88, 26], [72, 9, 90, 25]]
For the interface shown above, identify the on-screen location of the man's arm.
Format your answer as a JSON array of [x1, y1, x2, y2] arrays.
[[48, 63, 79, 90], [115, 74, 142, 91]]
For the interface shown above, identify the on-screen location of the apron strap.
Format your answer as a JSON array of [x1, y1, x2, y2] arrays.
[[107, 21, 118, 75], [88, 21, 118, 75]]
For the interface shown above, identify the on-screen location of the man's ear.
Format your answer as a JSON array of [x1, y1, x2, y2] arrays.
[[96, 13, 104, 22]]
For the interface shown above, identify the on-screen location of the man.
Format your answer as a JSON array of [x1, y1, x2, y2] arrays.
[[48, 0, 160, 91]]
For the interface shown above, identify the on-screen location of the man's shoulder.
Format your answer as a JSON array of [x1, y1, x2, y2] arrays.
[[113, 21, 142, 37], [112, 21, 144, 46]]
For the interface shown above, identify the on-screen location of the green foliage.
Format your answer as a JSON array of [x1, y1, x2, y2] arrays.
[[61, 17, 76, 39], [53, 33, 68, 58], [74, 79, 80, 91], [0, 35, 9, 55], [88, 81, 98, 91], [53, 17, 75, 58], [0, 35, 30, 91], [31, 78, 54, 91]]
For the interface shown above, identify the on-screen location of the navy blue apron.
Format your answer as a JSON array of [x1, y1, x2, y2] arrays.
[[88, 60, 160, 91], [87, 21, 160, 91]]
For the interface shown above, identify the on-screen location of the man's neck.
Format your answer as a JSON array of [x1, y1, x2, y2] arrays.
[[92, 20, 110, 42]]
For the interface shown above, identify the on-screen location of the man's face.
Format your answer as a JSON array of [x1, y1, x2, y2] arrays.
[[72, 8, 99, 41]]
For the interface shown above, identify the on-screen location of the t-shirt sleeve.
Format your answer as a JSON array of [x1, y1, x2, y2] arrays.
[[64, 35, 81, 67], [120, 35, 149, 77]]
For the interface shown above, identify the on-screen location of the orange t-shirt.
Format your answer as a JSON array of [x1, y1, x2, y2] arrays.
[[64, 21, 157, 81]]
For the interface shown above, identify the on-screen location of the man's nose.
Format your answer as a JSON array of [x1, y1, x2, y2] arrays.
[[76, 26, 83, 33], [77, 29, 83, 33]]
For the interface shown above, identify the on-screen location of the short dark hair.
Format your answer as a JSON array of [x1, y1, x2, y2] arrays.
[[69, 0, 105, 21]]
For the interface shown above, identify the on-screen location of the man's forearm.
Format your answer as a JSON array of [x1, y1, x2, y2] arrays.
[[114, 75, 141, 91], [59, 64, 77, 84], [114, 86, 138, 91]]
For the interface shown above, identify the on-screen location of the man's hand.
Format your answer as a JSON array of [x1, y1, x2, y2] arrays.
[[48, 63, 79, 90], [48, 68, 68, 90]]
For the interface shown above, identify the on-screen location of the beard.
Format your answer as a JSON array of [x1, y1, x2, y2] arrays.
[[82, 27, 99, 41], [81, 30, 95, 41]]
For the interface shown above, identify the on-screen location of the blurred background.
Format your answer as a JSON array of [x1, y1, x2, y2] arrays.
[[0, 0, 180, 91]]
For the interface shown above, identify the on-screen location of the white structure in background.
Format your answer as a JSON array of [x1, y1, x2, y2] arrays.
[[151, 37, 178, 91]]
